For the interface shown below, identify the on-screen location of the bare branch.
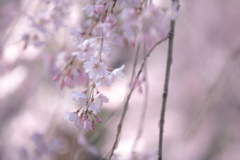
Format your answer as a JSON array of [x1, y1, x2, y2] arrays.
[[108, 39, 165, 160], [158, 1, 179, 160]]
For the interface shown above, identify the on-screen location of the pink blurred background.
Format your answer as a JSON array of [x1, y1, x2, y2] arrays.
[[1, 0, 240, 160]]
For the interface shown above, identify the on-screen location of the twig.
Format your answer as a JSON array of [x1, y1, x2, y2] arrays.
[[108, 39, 165, 160], [158, 1, 179, 160], [185, 49, 240, 139], [99, 26, 104, 61], [130, 43, 141, 84], [131, 44, 149, 154]]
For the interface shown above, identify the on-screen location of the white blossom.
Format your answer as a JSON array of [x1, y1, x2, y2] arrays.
[[94, 93, 109, 108], [111, 65, 125, 82], [83, 56, 106, 81], [72, 91, 87, 107]]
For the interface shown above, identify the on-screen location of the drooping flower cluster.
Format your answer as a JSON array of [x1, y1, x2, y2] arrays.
[[120, 3, 179, 47], [21, 0, 71, 49], [64, 56, 124, 130], [64, 90, 106, 130], [58, 0, 178, 130]]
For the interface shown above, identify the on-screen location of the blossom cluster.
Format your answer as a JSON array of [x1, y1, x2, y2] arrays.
[[64, 57, 124, 130], [21, 0, 178, 130], [21, 0, 71, 49], [60, 0, 178, 130]]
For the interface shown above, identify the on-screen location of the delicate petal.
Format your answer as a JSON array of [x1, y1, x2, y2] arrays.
[[94, 93, 109, 108], [83, 119, 93, 130], [88, 103, 99, 114], [95, 115, 102, 123], [111, 65, 125, 82], [64, 112, 78, 122]]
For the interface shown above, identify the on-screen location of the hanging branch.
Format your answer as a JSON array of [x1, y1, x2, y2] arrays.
[[108, 39, 165, 160], [131, 44, 149, 154], [158, 1, 179, 160], [130, 43, 141, 84]]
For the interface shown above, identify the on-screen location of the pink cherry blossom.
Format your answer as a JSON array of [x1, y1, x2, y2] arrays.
[[72, 91, 87, 107], [83, 4, 95, 17], [94, 92, 109, 108], [88, 103, 100, 115], [83, 118, 94, 130], [94, 4, 105, 15], [111, 65, 125, 82], [69, 27, 84, 47], [107, 13, 116, 24], [83, 56, 106, 81], [64, 112, 78, 121], [64, 112, 82, 127], [96, 72, 113, 87]]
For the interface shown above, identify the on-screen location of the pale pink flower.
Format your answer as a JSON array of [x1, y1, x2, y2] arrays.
[[64, 112, 78, 121], [83, 118, 94, 130], [72, 91, 87, 107], [120, 8, 139, 46], [94, 93, 109, 108], [107, 13, 116, 24], [83, 56, 106, 81], [88, 103, 99, 115], [94, 4, 105, 15], [64, 112, 82, 127], [96, 72, 113, 87], [54, 67, 84, 89], [111, 65, 125, 82], [69, 27, 84, 47], [83, 4, 95, 17]]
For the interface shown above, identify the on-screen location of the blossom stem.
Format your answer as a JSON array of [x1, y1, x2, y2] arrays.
[[99, 27, 104, 61], [130, 43, 140, 84], [108, 39, 165, 160], [131, 44, 149, 154], [158, 1, 179, 160]]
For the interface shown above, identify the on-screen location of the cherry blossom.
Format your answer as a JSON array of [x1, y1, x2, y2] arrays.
[[83, 56, 106, 81], [83, 117, 94, 130], [71, 91, 87, 107], [96, 72, 113, 87], [111, 65, 125, 82], [88, 103, 100, 115], [94, 92, 109, 108], [64, 112, 82, 127]]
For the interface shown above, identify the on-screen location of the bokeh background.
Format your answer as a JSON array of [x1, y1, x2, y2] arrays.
[[1, 0, 240, 160]]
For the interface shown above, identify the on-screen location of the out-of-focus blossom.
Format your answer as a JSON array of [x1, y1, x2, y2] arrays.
[[111, 65, 125, 82]]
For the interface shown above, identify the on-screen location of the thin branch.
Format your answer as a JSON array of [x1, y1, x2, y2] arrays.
[[185, 49, 240, 139], [130, 43, 141, 84], [108, 39, 165, 160], [99, 26, 104, 61], [131, 44, 149, 154], [158, 1, 179, 160]]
